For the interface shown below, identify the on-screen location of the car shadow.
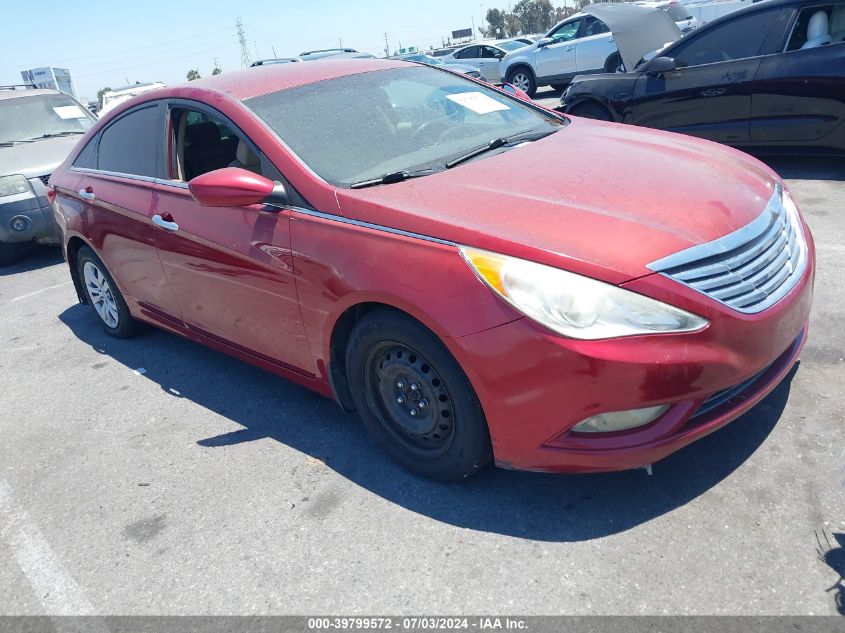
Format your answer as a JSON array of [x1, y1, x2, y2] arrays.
[[816, 530, 845, 615], [58, 303, 797, 542], [758, 155, 845, 182], [0, 244, 63, 276]]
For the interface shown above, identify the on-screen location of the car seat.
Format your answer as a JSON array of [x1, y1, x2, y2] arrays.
[[229, 139, 262, 174], [801, 10, 832, 48], [183, 121, 234, 179]]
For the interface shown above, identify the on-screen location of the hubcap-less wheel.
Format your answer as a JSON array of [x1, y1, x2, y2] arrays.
[[83, 261, 119, 328], [511, 72, 531, 92], [364, 342, 455, 456]]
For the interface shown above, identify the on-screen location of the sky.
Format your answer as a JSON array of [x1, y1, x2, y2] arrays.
[[1, 0, 515, 103]]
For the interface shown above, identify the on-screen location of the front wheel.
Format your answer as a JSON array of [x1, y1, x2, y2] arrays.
[[76, 246, 144, 338], [346, 311, 492, 480], [569, 102, 613, 121], [506, 68, 537, 98]]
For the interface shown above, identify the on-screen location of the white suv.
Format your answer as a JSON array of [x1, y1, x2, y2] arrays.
[[500, 4, 686, 96]]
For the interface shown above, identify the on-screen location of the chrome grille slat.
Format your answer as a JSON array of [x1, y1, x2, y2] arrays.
[[648, 185, 808, 314]]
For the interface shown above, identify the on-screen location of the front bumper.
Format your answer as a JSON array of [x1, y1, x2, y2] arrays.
[[448, 240, 814, 473], [0, 176, 58, 244]]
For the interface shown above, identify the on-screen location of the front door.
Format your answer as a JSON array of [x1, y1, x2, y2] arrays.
[[151, 103, 314, 374], [535, 18, 582, 82], [633, 6, 783, 144]]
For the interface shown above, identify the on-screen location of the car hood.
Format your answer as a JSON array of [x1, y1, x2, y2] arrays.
[[0, 135, 83, 179], [335, 118, 779, 285], [583, 3, 681, 71]]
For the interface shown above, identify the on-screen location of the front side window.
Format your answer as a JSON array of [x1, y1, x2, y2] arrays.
[[97, 105, 160, 177], [0, 92, 95, 145], [245, 66, 564, 187], [785, 5, 844, 50], [169, 108, 263, 181], [481, 46, 504, 58], [670, 9, 778, 66]]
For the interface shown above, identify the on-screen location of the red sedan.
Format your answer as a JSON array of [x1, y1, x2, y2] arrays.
[[48, 60, 814, 480]]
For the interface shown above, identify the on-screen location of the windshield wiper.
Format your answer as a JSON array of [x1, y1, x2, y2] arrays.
[[0, 140, 35, 146], [349, 169, 439, 189], [445, 129, 558, 169], [30, 131, 85, 140]]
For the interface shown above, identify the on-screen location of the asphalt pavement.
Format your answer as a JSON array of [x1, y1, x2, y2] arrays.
[[1, 154, 844, 616]]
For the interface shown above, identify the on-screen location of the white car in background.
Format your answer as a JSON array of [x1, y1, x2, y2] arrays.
[[441, 44, 511, 83], [100, 82, 166, 116], [500, 3, 684, 96]]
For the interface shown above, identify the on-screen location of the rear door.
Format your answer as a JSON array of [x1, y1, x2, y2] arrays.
[[632, 7, 781, 143], [750, 4, 845, 143], [152, 101, 313, 374], [71, 102, 182, 323], [536, 18, 583, 81], [574, 16, 616, 73]]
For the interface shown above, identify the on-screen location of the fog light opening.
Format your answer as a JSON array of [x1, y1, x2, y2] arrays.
[[572, 404, 669, 434]]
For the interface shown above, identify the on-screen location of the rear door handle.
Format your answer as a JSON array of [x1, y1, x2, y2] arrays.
[[152, 214, 179, 231], [78, 187, 95, 200]]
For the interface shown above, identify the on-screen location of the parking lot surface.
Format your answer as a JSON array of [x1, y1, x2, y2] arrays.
[[1, 156, 844, 616]]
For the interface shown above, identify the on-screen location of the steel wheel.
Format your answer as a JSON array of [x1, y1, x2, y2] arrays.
[[83, 260, 119, 329], [363, 342, 455, 457]]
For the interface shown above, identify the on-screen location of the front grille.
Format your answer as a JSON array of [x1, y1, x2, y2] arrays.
[[648, 185, 807, 314], [38, 174, 51, 187]]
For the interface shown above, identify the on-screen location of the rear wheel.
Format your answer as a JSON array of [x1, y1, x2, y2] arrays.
[[507, 67, 537, 98], [76, 246, 144, 338], [0, 241, 29, 267], [346, 310, 492, 480], [569, 102, 613, 121]]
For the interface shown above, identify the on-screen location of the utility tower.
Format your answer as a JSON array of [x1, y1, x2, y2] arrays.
[[237, 18, 252, 68]]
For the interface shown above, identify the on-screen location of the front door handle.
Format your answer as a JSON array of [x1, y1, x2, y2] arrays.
[[152, 214, 179, 231], [564, 46, 574, 52], [78, 187, 95, 200]]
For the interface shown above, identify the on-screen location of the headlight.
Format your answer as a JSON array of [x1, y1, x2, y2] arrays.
[[459, 246, 708, 340], [0, 175, 32, 197]]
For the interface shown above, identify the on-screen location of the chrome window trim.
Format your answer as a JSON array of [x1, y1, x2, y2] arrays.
[[70, 166, 158, 184], [649, 184, 808, 314]]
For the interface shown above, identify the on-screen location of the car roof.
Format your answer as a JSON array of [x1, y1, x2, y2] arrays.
[[168, 58, 409, 101], [0, 88, 62, 101]]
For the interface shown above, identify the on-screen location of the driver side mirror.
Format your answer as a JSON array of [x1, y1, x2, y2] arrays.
[[188, 167, 288, 207], [537, 37, 554, 48], [645, 56, 678, 76]]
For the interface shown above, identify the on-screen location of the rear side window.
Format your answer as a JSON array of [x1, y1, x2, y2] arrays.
[[73, 138, 98, 169], [455, 46, 480, 59], [97, 105, 160, 177], [671, 9, 778, 66]]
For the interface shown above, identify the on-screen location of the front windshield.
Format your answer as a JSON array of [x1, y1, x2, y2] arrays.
[[0, 93, 95, 143], [245, 66, 563, 186]]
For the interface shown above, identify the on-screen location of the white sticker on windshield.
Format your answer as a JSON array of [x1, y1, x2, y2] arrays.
[[446, 92, 510, 114], [53, 105, 87, 120]]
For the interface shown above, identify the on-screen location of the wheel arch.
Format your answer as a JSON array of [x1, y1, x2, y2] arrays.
[[65, 234, 93, 304], [566, 97, 619, 122], [327, 300, 455, 412]]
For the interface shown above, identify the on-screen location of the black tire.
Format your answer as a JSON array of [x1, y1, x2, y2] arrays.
[[506, 67, 537, 98], [76, 246, 144, 338], [569, 102, 613, 121], [0, 241, 29, 267], [604, 52, 624, 73], [346, 310, 492, 481]]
